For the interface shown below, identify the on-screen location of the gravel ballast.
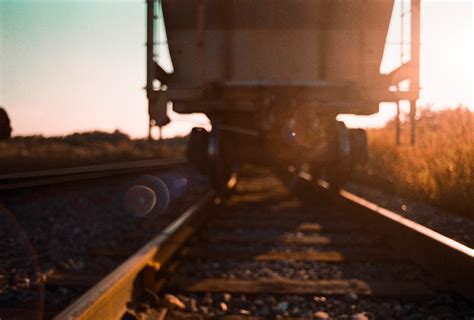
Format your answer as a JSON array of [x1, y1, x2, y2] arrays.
[[148, 167, 474, 319], [0, 165, 208, 316]]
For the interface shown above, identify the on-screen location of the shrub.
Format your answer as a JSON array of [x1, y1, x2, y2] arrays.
[[355, 107, 473, 217]]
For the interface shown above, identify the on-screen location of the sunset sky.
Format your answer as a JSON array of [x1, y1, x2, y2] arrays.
[[0, 0, 472, 138]]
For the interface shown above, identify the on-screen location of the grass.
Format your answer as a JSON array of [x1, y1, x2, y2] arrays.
[[0, 130, 186, 174], [2, 109, 472, 217], [354, 107, 473, 217]]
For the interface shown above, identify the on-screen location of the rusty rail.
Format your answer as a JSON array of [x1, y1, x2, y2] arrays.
[[296, 170, 474, 300], [338, 190, 474, 299], [54, 168, 473, 319], [54, 191, 214, 320]]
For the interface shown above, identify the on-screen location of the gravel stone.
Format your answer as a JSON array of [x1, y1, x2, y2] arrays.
[[219, 302, 227, 311], [344, 292, 359, 303], [256, 304, 270, 317], [275, 301, 289, 312], [314, 310, 330, 319], [239, 309, 250, 315], [352, 312, 369, 320], [222, 293, 231, 302], [201, 292, 213, 305], [163, 293, 185, 310], [199, 305, 208, 315]]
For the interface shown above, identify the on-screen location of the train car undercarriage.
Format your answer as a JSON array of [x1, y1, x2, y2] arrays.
[[185, 102, 368, 192], [145, 0, 420, 191]]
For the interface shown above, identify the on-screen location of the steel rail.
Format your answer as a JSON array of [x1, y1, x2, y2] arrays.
[[54, 190, 214, 320], [0, 158, 187, 191], [296, 170, 474, 300], [54, 168, 473, 319]]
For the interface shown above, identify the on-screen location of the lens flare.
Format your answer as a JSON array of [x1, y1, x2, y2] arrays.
[[134, 175, 171, 214], [123, 185, 157, 217]]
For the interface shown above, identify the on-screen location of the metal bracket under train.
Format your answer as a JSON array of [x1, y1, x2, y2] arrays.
[[146, 0, 420, 190]]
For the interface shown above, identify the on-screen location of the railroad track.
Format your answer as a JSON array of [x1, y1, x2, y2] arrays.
[[0, 158, 207, 319], [0, 158, 186, 191], [53, 165, 473, 319]]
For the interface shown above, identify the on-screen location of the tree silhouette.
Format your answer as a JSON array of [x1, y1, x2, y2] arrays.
[[0, 107, 12, 140]]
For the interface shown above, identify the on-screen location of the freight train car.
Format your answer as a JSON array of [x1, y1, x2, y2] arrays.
[[146, 0, 420, 190]]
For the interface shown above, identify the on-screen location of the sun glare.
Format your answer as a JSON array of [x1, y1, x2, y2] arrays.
[[341, 0, 473, 128]]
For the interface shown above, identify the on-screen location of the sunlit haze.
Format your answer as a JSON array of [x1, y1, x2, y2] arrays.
[[0, 0, 472, 137]]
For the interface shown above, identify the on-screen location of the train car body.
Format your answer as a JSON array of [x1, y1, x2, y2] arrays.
[[146, 0, 420, 189], [163, 0, 391, 115]]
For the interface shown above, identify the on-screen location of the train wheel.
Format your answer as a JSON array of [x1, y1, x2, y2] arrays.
[[187, 127, 209, 174], [207, 128, 233, 194], [348, 128, 368, 166], [325, 120, 351, 191]]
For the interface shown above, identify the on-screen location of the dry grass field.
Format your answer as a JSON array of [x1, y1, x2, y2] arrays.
[[354, 107, 473, 217], [1, 109, 472, 216], [0, 130, 185, 174]]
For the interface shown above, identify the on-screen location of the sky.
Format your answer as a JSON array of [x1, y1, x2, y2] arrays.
[[0, 0, 473, 138]]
